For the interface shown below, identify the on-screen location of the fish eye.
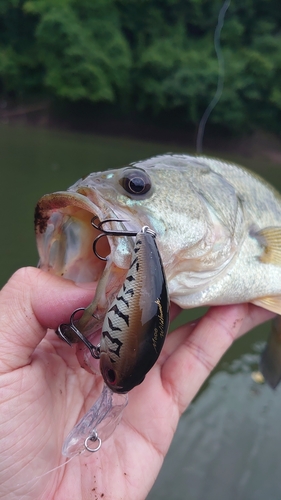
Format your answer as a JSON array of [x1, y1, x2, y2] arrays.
[[119, 168, 151, 197]]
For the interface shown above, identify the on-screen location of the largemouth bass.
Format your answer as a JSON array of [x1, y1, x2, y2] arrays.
[[35, 154, 281, 388]]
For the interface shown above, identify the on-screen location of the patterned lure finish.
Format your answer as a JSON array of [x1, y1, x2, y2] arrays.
[[99, 227, 170, 393]]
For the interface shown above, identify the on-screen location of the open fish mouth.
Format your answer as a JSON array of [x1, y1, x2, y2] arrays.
[[35, 163, 158, 294], [35, 190, 114, 284], [35, 187, 141, 345]]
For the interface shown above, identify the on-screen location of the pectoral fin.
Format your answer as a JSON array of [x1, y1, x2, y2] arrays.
[[256, 227, 281, 266], [260, 315, 281, 389], [252, 296, 281, 315]]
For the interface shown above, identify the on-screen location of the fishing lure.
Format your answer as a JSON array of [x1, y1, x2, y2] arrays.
[[99, 225, 170, 393], [57, 221, 169, 453], [58, 222, 170, 393]]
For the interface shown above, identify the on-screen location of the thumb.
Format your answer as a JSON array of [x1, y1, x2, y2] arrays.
[[0, 267, 96, 373]]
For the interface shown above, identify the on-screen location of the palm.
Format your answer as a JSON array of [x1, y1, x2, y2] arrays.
[[0, 268, 274, 500], [2, 327, 178, 499], [0, 336, 169, 499]]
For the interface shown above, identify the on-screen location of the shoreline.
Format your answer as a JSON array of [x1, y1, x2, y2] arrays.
[[1, 100, 281, 165]]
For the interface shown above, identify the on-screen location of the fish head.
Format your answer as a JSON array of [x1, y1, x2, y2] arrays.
[[35, 165, 156, 283], [37, 153, 238, 342], [35, 155, 209, 287]]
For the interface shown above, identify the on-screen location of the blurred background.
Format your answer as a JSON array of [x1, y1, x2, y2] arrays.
[[1, 1, 281, 499]]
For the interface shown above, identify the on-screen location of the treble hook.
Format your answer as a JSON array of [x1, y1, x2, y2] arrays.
[[57, 307, 101, 358], [92, 216, 138, 261]]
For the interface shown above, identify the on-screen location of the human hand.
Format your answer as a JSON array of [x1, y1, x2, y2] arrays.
[[0, 267, 275, 500]]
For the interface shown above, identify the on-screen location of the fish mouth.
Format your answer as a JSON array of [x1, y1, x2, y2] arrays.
[[35, 188, 137, 367], [35, 188, 142, 347], [35, 190, 114, 284]]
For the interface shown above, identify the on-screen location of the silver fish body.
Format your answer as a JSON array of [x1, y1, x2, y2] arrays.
[[35, 154, 281, 387], [99, 226, 169, 393]]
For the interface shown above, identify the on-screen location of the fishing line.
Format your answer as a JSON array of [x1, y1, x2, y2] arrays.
[[196, 0, 231, 154], [16, 454, 78, 489]]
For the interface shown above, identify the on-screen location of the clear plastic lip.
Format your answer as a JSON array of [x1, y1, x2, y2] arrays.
[[62, 384, 128, 457]]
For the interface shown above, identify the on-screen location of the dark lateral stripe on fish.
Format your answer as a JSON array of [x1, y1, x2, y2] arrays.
[[108, 316, 122, 331], [103, 330, 123, 357], [116, 294, 129, 307], [108, 304, 129, 326], [125, 288, 134, 297]]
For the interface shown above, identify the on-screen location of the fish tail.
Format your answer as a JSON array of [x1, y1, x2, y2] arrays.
[[260, 315, 281, 389]]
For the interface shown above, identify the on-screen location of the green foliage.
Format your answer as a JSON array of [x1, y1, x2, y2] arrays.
[[0, 0, 281, 134], [24, 0, 131, 102], [0, 1, 42, 94]]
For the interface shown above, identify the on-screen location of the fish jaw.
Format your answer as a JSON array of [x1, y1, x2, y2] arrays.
[[35, 177, 162, 340], [35, 189, 134, 281], [35, 191, 105, 282]]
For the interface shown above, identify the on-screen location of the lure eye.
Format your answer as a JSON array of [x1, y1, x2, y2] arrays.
[[107, 368, 117, 385], [119, 168, 151, 197]]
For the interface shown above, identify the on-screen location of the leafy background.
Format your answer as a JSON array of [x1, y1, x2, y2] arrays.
[[1, 0, 281, 135]]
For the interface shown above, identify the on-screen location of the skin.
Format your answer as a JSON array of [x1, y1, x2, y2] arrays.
[[0, 267, 275, 500]]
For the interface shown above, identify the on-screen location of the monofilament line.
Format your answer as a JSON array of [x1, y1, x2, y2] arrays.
[[196, 0, 231, 154]]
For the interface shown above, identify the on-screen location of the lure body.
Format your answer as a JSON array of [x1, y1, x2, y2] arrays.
[[99, 227, 170, 393]]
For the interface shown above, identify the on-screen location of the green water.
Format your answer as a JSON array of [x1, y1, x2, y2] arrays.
[[1, 122, 281, 500]]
